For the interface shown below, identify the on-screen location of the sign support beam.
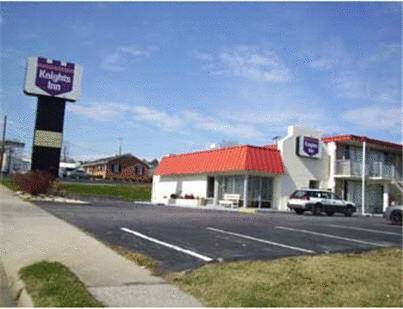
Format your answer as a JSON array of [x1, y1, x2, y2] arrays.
[[31, 96, 66, 178]]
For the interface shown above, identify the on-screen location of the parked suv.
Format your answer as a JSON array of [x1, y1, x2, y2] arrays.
[[288, 189, 356, 216]]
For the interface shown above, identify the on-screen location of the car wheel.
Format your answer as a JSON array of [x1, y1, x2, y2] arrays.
[[313, 204, 322, 216], [295, 209, 304, 215], [344, 206, 353, 217], [326, 211, 334, 216], [390, 210, 402, 225]]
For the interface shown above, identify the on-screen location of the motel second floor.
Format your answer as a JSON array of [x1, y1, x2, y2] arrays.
[[324, 135, 402, 183]]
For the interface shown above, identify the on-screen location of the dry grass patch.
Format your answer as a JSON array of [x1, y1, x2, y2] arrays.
[[111, 245, 160, 274], [170, 248, 403, 307]]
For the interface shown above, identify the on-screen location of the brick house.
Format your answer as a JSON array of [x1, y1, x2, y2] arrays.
[[82, 154, 150, 181]]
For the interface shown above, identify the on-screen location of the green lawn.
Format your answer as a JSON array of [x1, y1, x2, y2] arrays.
[[61, 182, 151, 201], [0, 178, 151, 201], [170, 248, 403, 307], [0, 178, 18, 191], [19, 261, 103, 307]]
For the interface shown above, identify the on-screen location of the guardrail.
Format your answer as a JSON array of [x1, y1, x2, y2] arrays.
[[335, 160, 402, 180]]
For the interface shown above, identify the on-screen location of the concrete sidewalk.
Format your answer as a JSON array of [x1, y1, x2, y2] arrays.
[[0, 185, 202, 307]]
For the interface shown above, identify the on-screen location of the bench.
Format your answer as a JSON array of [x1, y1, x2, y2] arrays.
[[219, 193, 241, 208]]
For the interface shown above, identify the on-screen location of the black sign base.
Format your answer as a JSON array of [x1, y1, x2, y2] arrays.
[[31, 96, 66, 178]]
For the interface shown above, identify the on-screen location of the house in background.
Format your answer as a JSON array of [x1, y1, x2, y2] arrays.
[[82, 154, 150, 181], [0, 139, 30, 174]]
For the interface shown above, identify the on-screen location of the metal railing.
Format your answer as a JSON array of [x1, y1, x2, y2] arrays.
[[335, 159, 402, 180]]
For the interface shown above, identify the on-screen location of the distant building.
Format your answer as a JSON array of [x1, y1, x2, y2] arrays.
[[0, 140, 30, 174], [82, 154, 150, 180]]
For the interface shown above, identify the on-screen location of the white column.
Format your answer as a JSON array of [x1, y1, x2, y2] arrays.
[[361, 141, 366, 215], [213, 177, 219, 206], [383, 183, 389, 212], [258, 177, 262, 208], [243, 175, 249, 208]]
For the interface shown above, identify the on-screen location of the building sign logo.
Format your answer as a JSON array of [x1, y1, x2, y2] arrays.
[[24, 56, 83, 102], [297, 136, 321, 159], [303, 137, 319, 156], [35, 57, 75, 96]]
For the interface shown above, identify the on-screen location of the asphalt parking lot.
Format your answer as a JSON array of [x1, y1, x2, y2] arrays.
[[35, 198, 402, 272]]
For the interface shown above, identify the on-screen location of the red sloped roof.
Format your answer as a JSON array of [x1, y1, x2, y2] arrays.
[[322, 135, 402, 151], [155, 145, 285, 176]]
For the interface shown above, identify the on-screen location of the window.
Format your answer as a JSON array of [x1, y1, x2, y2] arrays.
[[319, 191, 331, 199], [344, 145, 350, 160], [292, 190, 307, 198], [207, 177, 215, 198], [331, 193, 341, 200], [308, 191, 321, 198], [111, 163, 120, 173], [309, 180, 319, 189], [134, 165, 145, 176]]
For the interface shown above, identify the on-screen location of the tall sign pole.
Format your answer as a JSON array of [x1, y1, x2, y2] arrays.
[[24, 57, 83, 178], [0, 115, 7, 179]]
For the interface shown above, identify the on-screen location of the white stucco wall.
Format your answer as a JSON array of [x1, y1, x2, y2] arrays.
[[151, 174, 208, 204], [275, 126, 331, 210]]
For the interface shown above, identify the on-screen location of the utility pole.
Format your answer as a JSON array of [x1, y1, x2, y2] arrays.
[[117, 137, 123, 174], [118, 137, 123, 156], [0, 115, 7, 180]]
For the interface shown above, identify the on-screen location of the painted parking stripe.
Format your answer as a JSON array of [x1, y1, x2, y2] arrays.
[[275, 226, 390, 247], [207, 227, 315, 254], [327, 224, 402, 236], [121, 227, 213, 262]]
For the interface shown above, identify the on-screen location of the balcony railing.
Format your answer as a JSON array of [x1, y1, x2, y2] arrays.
[[335, 159, 402, 180]]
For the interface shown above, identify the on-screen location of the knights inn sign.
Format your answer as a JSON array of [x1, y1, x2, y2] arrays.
[[24, 56, 83, 177], [296, 136, 322, 159]]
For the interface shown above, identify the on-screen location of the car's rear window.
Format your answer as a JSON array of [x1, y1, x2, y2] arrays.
[[291, 190, 307, 198]]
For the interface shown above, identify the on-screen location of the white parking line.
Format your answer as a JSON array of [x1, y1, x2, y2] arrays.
[[120, 227, 213, 262], [275, 226, 390, 247], [327, 224, 402, 236], [207, 227, 315, 254]]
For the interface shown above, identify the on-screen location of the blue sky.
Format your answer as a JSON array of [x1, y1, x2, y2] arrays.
[[0, 2, 401, 161]]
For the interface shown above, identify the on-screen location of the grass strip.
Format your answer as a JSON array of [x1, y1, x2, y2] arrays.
[[61, 182, 151, 201], [0, 178, 18, 191], [19, 261, 103, 307], [170, 248, 403, 307], [110, 245, 160, 274]]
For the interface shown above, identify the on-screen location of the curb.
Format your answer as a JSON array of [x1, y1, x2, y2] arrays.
[[10, 277, 34, 307]]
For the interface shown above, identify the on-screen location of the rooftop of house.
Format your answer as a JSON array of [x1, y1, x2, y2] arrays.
[[155, 144, 285, 176], [82, 154, 149, 167]]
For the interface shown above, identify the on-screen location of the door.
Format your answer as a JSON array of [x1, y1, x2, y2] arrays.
[[330, 192, 346, 212]]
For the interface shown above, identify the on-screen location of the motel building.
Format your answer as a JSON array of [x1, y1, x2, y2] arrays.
[[152, 126, 402, 215]]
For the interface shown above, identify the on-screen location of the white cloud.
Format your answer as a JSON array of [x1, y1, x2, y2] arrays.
[[101, 45, 152, 71], [129, 106, 183, 132], [68, 99, 265, 140], [195, 46, 291, 83], [67, 102, 129, 121], [309, 57, 338, 70], [342, 105, 402, 133], [306, 38, 401, 105], [181, 110, 263, 139]]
